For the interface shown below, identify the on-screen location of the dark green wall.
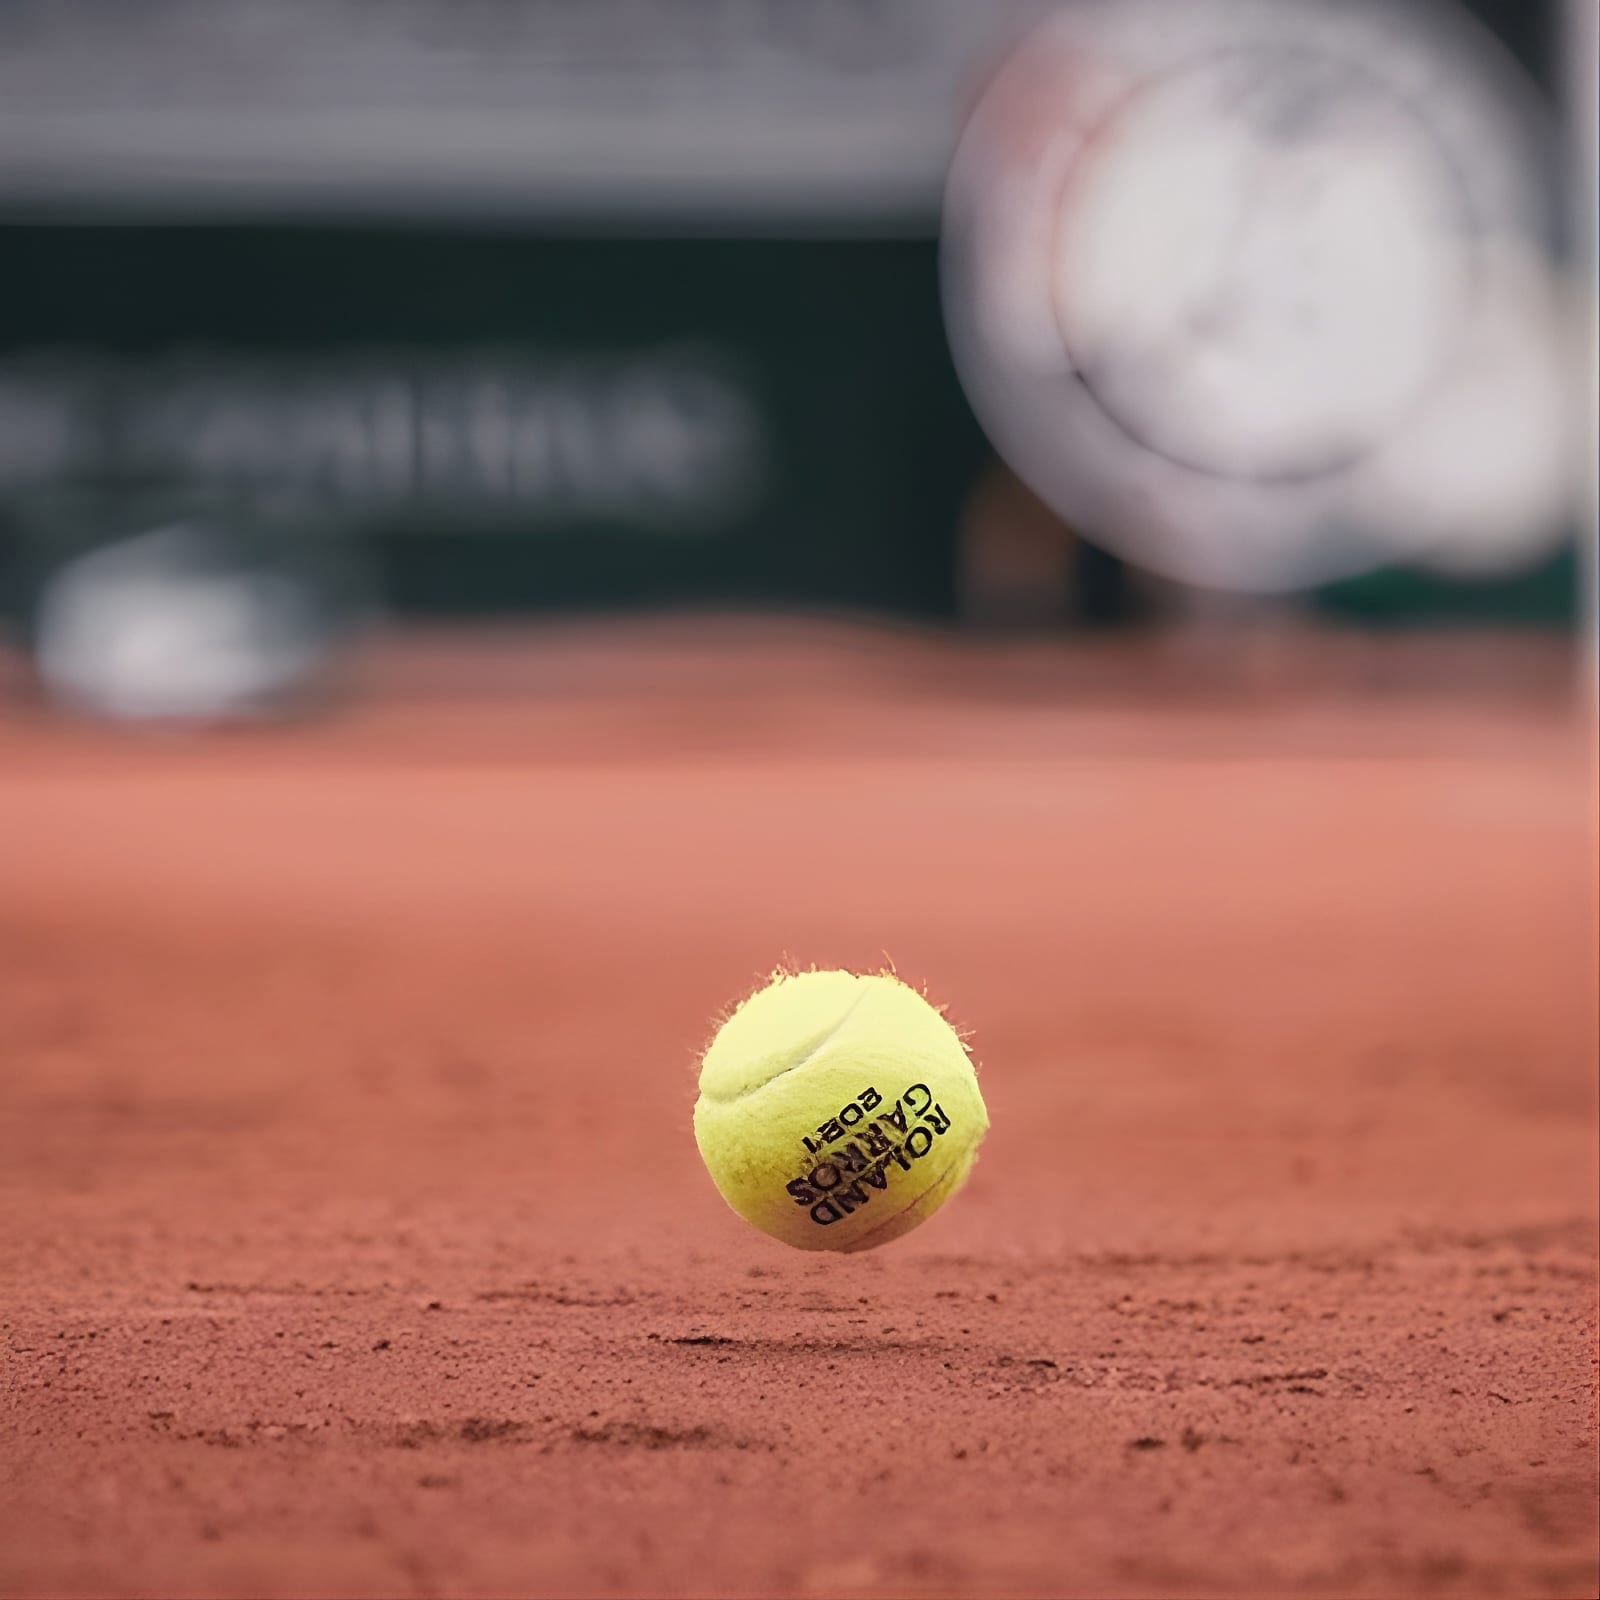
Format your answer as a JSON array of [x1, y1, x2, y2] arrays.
[[2, 226, 990, 619]]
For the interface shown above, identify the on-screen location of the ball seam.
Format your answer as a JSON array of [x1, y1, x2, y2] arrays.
[[698, 985, 872, 1106]]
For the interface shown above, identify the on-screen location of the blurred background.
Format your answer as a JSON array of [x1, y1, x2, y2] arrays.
[[1, 6, 1597, 1596], [0, 0, 1592, 715]]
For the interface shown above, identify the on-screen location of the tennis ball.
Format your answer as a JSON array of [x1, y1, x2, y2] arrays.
[[694, 970, 988, 1252]]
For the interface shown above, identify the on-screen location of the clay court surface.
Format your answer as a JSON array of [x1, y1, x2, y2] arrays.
[[1, 622, 1595, 1599]]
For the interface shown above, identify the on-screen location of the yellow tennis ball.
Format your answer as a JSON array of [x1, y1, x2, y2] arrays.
[[693, 969, 989, 1252]]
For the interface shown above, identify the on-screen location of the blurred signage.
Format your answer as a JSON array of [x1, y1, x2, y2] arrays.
[[0, 0, 1052, 223], [0, 233, 989, 620], [0, 348, 767, 529]]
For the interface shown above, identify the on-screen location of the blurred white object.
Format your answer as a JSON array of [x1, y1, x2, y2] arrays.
[[943, 0, 1575, 591], [35, 523, 329, 721], [1351, 247, 1575, 576], [1051, 51, 1468, 482]]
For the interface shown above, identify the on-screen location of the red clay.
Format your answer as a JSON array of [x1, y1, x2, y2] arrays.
[[1, 623, 1596, 1599]]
